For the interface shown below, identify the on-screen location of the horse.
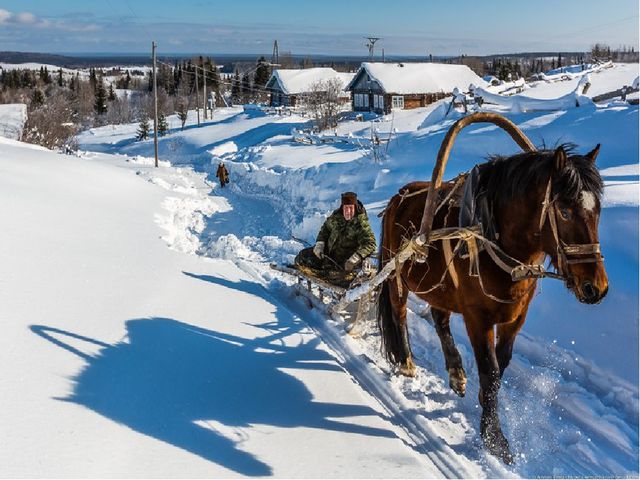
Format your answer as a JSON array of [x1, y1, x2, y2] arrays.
[[377, 113, 608, 463]]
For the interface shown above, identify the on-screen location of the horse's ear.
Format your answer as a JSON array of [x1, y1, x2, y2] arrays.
[[586, 143, 600, 164], [553, 146, 567, 172]]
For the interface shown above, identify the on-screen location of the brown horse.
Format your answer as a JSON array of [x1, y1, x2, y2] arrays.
[[377, 114, 608, 463]]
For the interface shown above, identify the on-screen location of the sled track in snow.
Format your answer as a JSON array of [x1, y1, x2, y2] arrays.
[[273, 282, 510, 478]]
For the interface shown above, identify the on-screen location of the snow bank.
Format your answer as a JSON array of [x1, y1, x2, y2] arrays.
[[0, 103, 27, 140], [475, 78, 592, 112]]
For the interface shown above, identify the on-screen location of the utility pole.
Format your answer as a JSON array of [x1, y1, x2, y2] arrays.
[[152, 41, 159, 168], [365, 37, 380, 60], [271, 40, 279, 73], [202, 59, 207, 121], [195, 60, 200, 126]]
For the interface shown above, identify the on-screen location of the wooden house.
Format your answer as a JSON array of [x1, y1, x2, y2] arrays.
[[266, 68, 354, 107], [345, 62, 486, 114]]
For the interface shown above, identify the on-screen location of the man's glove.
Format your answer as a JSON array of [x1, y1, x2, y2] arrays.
[[344, 253, 361, 272], [313, 241, 325, 259]]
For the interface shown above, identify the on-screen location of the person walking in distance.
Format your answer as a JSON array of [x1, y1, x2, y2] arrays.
[[216, 162, 229, 188]]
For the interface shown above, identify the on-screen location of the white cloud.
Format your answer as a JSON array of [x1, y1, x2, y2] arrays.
[[0, 9, 99, 32], [0, 9, 12, 24], [15, 12, 38, 25]]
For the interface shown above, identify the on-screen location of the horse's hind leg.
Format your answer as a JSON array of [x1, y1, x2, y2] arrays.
[[431, 307, 466, 397], [392, 280, 416, 377], [378, 278, 415, 377]]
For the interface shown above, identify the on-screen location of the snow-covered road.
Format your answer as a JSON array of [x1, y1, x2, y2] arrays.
[[0, 138, 443, 477]]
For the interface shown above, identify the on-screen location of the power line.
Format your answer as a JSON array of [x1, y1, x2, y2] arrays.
[[156, 58, 276, 96]]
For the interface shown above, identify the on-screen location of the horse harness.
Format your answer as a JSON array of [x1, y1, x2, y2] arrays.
[[403, 171, 604, 303]]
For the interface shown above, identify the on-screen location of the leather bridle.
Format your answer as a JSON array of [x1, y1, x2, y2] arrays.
[[538, 176, 604, 284]]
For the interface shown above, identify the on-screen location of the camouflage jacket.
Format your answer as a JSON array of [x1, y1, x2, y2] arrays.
[[316, 210, 377, 264]]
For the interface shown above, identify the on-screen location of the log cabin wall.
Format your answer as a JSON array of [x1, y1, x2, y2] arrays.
[[348, 67, 451, 114]]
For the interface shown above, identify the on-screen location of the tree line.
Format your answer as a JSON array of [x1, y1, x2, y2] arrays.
[[0, 55, 275, 149]]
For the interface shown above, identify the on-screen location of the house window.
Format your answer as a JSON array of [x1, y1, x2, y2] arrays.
[[374, 94, 384, 111], [354, 94, 360, 107], [363, 94, 369, 108], [392, 96, 404, 109]]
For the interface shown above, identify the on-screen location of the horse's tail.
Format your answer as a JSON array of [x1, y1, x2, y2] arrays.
[[376, 201, 406, 367]]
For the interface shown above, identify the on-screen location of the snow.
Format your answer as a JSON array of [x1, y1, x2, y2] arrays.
[[0, 137, 436, 478], [475, 81, 592, 112], [3, 68, 638, 476], [526, 63, 639, 100], [0, 103, 27, 140], [0, 61, 71, 72], [348, 62, 488, 94], [268, 68, 354, 95]]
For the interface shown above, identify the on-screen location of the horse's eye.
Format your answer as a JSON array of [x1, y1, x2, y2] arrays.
[[559, 208, 571, 220]]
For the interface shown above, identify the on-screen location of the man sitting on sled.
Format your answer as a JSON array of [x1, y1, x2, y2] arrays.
[[294, 192, 377, 288]]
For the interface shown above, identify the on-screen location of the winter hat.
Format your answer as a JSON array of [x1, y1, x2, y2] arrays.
[[341, 192, 358, 207]]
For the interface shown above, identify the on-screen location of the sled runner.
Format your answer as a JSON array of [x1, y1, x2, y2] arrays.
[[270, 262, 377, 337]]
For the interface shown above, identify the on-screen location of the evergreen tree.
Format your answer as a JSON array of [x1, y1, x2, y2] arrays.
[[94, 80, 108, 115], [32, 89, 45, 107], [557, 52, 562, 69], [108, 83, 116, 101], [231, 69, 241, 104], [41, 66, 52, 84], [136, 116, 150, 140], [70, 72, 79, 92], [57, 68, 64, 87], [158, 113, 169, 136], [177, 104, 188, 130], [241, 72, 252, 103], [89, 68, 97, 90], [254, 56, 270, 87]]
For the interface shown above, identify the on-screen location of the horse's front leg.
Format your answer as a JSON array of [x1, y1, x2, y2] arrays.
[[465, 318, 513, 464], [496, 312, 527, 378]]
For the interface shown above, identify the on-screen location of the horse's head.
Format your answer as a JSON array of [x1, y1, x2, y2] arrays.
[[541, 145, 608, 304]]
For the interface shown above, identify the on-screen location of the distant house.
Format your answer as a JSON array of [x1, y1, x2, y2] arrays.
[[345, 62, 486, 114], [266, 68, 354, 107]]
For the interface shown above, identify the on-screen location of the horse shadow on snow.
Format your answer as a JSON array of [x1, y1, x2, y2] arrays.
[[30, 275, 395, 476]]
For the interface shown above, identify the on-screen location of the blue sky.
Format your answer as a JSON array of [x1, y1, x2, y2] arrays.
[[0, 0, 637, 56]]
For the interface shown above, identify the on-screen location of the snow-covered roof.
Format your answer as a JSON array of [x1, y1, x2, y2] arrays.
[[346, 62, 487, 94], [267, 68, 355, 95]]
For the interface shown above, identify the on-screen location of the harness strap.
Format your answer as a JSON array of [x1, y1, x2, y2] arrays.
[[442, 239, 459, 288]]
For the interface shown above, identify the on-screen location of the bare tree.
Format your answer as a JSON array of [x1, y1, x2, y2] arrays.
[[23, 92, 78, 151], [305, 78, 343, 131]]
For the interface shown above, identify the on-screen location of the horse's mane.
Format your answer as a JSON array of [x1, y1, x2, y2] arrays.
[[479, 144, 604, 206]]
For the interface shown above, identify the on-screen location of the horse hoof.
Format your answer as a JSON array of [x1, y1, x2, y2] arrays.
[[482, 425, 514, 465], [399, 361, 416, 377], [448, 367, 467, 397]]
